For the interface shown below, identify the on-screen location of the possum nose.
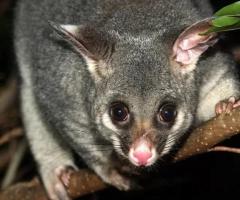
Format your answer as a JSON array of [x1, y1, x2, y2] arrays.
[[129, 141, 155, 166], [133, 149, 152, 166]]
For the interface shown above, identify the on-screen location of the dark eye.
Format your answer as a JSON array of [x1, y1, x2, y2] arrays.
[[159, 103, 177, 123], [110, 102, 129, 122]]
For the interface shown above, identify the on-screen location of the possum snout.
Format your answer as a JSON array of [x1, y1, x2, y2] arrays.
[[128, 127, 158, 167], [128, 138, 157, 166]]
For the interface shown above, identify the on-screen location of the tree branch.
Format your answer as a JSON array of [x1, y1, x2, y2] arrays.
[[209, 146, 240, 154], [0, 127, 23, 146], [174, 107, 240, 161], [1, 108, 240, 199]]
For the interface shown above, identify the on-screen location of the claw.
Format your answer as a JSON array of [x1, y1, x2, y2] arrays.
[[56, 166, 75, 188], [215, 96, 240, 115], [43, 165, 76, 200]]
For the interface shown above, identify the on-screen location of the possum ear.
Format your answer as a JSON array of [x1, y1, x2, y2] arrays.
[[50, 22, 115, 80], [171, 18, 218, 73]]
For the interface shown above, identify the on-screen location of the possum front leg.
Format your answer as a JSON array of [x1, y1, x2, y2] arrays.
[[21, 84, 76, 200], [196, 69, 240, 123]]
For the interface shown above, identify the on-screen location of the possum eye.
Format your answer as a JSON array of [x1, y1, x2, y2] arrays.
[[158, 103, 177, 123], [110, 102, 129, 122]]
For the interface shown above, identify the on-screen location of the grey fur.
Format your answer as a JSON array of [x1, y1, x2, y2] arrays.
[[14, 0, 239, 199]]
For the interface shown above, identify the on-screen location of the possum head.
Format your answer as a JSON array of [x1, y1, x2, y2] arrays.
[[51, 19, 217, 167]]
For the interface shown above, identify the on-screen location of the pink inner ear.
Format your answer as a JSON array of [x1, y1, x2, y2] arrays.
[[175, 34, 212, 65], [172, 19, 218, 67]]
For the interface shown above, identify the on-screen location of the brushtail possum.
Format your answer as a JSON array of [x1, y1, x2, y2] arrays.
[[14, 0, 240, 199]]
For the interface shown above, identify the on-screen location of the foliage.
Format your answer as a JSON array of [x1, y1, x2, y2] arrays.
[[204, 1, 240, 34]]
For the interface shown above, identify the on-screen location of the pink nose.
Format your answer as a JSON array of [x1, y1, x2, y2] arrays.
[[133, 150, 152, 166]]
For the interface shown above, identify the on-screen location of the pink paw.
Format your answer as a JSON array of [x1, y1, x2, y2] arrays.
[[215, 97, 240, 115], [55, 166, 75, 189], [44, 165, 76, 200]]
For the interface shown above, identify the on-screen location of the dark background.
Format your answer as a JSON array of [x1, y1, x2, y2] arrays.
[[1, 1, 240, 199]]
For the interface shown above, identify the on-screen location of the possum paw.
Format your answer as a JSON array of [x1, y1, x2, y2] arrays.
[[41, 165, 76, 200], [55, 165, 75, 191], [215, 96, 240, 115]]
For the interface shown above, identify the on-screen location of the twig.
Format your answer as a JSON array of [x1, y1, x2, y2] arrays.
[[1, 139, 28, 189], [0, 127, 23, 145], [210, 146, 240, 154], [0, 141, 18, 170]]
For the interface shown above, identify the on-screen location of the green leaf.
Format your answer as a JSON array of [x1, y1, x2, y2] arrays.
[[200, 21, 240, 35], [214, 1, 240, 16], [212, 16, 240, 27]]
